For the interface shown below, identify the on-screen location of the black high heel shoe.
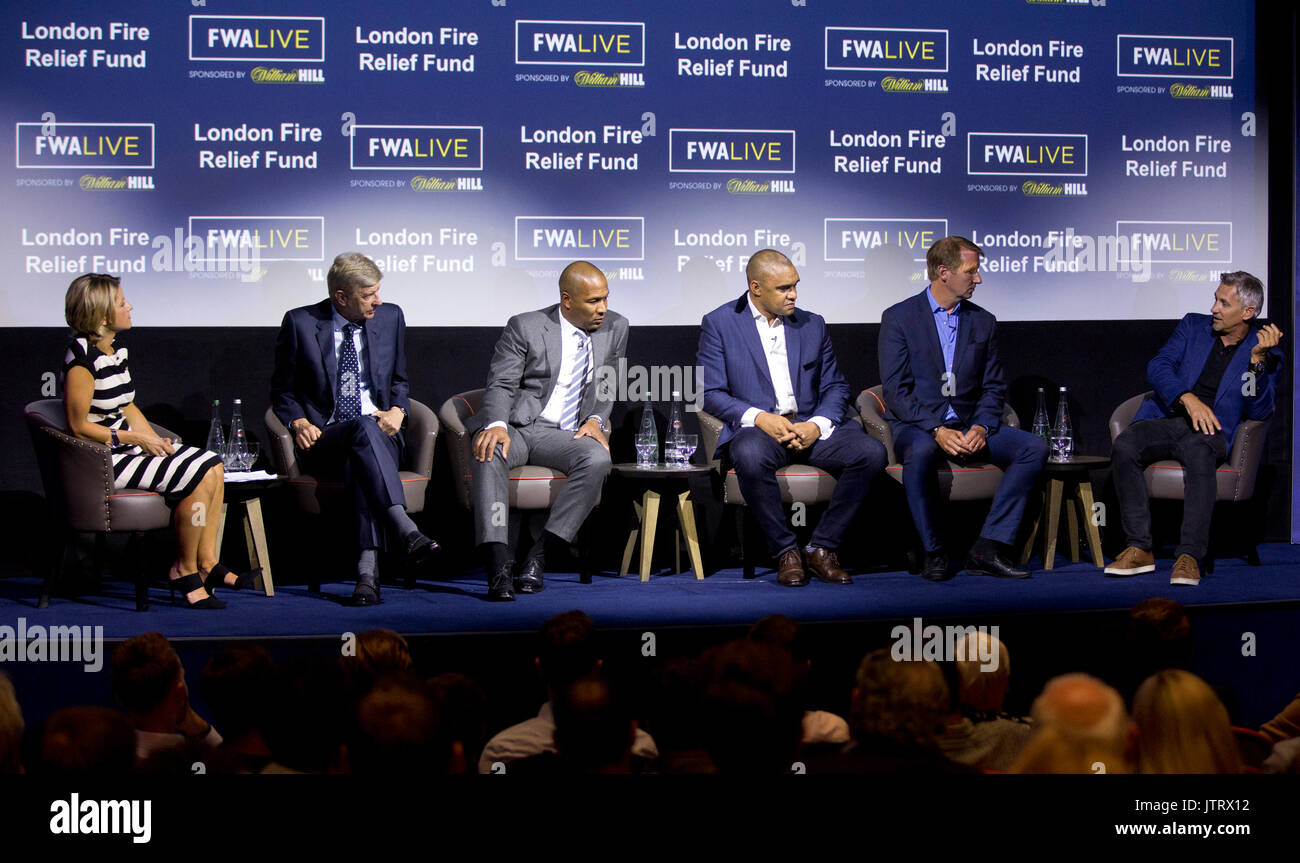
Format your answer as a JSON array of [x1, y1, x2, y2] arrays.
[[169, 565, 226, 610], [202, 563, 258, 594]]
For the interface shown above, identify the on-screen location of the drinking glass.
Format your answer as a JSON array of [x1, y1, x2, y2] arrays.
[[241, 441, 260, 471], [677, 434, 698, 464], [634, 434, 656, 467]]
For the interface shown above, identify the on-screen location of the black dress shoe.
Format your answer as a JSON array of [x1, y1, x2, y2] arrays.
[[349, 574, 382, 606], [488, 563, 516, 602], [405, 532, 440, 566], [964, 549, 1031, 579], [921, 551, 954, 582], [515, 558, 545, 594]]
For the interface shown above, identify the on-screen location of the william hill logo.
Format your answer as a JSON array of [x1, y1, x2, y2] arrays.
[[515, 216, 644, 261], [1115, 220, 1231, 264], [188, 216, 324, 262], [516, 20, 645, 67], [350, 125, 484, 171], [189, 16, 325, 63], [573, 70, 645, 88], [824, 218, 948, 262], [825, 27, 948, 73], [17, 123, 154, 169], [668, 129, 796, 174], [881, 75, 948, 93], [967, 132, 1088, 177], [1117, 35, 1232, 79]]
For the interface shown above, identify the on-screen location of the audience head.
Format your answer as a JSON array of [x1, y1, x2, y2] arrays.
[[747, 614, 811, 664], [200, 645, 274, 742], [111, 632, 185, 723], [700, 639, 804, 774], [955, 631, 1012, 713], [349, 629, 413, 697], [537, 610, 599, 692], [1009, 723, 1129, 775], [262, 656, 352, 773], [1132, 669, 1241, 774], [39, 706, 135, 775], [64, 272, 121, 339], [427, 673, 487, 774], [552, 678, 636, 773], [852, 649, 949, 748], [0, 672, 22, 774], [1029, 673, 1131, 773], [350, 674, 451, 775]]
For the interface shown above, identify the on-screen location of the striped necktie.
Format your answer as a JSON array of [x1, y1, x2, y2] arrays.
[[561, 331, 591, 431]]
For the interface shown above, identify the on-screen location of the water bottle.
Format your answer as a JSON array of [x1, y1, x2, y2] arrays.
[[228, 398, 248, 469], [666, 390, 685, 465], [637, 403, 658, 467], [1031, 388, 1051, 441], [205, 399, 224, 458], [1051, 386, 1073, 462]]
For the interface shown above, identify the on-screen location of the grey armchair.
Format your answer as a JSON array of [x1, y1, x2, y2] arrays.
[[263, 398, 439, 590], [438, 389, 599, 582], [25, 398, 176, 611], [1108, 392, 1269, 567], [696, 409, 838, 578]]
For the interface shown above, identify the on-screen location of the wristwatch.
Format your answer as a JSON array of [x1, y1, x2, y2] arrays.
[[1250, 358, 1267, 375]]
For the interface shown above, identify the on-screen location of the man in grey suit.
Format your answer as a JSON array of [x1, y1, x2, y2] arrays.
[[470, 261, 629, 601]]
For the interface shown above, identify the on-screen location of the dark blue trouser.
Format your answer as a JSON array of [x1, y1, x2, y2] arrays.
[[894, 424, 1047, 551], [300, 416, 406, 549], [1111, 416, 1227, 562], [725, 421, 888, 556]]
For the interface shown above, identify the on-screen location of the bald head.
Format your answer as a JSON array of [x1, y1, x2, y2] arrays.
[[745, 249, 792, 284], [1032, 673, 1128, 751], [558, 260, 609, 331]]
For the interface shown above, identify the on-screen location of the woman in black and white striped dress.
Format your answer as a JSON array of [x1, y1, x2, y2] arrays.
[[62, 273, 242, 609]]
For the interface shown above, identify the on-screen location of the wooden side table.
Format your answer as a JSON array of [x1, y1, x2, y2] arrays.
[[610, 464, 710, 582], [215, 476, 283, 596], [1019, 455, 1110, 569]]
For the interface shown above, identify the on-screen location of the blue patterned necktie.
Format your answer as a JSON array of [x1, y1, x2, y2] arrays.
[[336, 323, 361, 422], [561, 331, 591, 431]]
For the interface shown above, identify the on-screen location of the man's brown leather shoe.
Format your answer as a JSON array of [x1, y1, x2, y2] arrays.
[[776, 548, 808, 587], [805, 546, 851, 584]]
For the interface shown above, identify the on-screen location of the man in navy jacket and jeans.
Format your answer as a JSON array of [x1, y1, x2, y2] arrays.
[[1106, 271, 1283, 586]]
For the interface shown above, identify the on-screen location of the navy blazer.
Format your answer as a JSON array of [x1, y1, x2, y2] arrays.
[[269, 298, 410, 430], [1130, 313, 1283, 449], [878, 289, 1006, 435], [698, 294, 851, 448]]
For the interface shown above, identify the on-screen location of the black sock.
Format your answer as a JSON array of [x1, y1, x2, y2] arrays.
[[971, 537, 1001, 558], [483, 542, 509, 571]]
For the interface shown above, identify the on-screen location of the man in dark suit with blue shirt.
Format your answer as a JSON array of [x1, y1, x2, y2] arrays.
[[1106, 271, 1283, 586], [270, 252, 438, 606], [879, 236, 1047, 582], [698, 249, 887, 586]]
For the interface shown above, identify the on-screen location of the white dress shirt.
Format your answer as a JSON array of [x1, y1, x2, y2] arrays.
[[488, 314, 601, 431], [739, 296, 834, 440]]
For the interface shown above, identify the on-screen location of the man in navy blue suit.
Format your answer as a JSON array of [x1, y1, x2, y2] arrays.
[[879, 236, 1047, 582], [698, 249, 887, 586], [1106, 272, 1283, 586], [270, 252, 437, 605]]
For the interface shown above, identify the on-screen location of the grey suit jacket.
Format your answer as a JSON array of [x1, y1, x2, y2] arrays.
[[476, 304, 629, 433]]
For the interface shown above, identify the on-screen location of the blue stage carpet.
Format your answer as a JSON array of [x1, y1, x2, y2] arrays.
[[3, 543, 1299, 640]]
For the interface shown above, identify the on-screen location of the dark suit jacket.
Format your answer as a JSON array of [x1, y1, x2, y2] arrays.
[[879, 289, 1005, 435], [269, 299, 410, 430], [473, 304, 629, 434], [698, 294, 851, 448], [1130, 312, 1283, 449]]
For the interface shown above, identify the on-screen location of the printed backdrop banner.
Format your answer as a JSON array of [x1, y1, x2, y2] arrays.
[[3, 0, 1263, 327]]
